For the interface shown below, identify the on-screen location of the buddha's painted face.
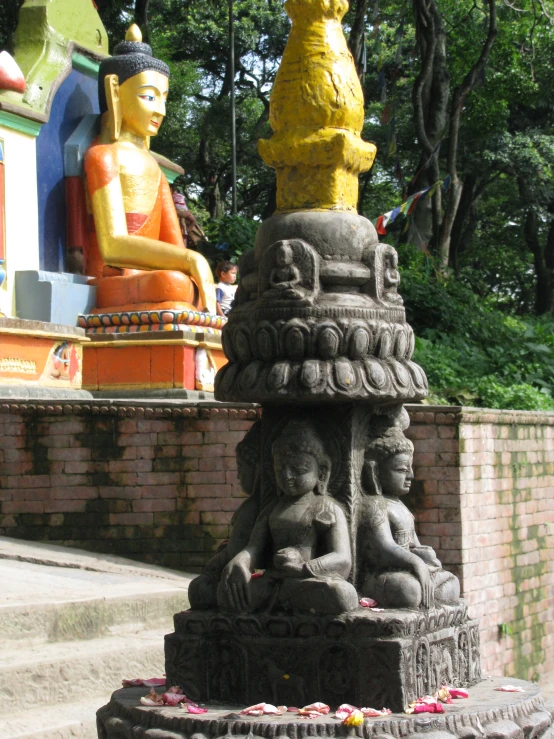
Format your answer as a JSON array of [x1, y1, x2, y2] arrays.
[[118, 70, 169, 138], [274, 450, 319, 497], [376, 452, 414, 497]]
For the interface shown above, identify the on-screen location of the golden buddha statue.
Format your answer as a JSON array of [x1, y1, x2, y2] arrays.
[[84, 25, 216, 315]]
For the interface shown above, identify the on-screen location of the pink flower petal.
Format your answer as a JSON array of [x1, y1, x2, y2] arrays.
[[413, 702, 444, 714], [494, 685, 525, 692], [186, 704, 208, 714], [335, 704, 357, 720], [241, 703, 267, 715], [301, 702, 330, 714], [166, 686, 183, 694], [122, 679, 144, 687], [361, 707, 392, 717], [162, 692, 187, 706], [251, 570, 265, 579], [360, 598, 378, 608], [447, 687, 469, 699]]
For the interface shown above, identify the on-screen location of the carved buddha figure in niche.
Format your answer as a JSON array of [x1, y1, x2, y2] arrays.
[[260, 238, 318, 303], [268, 243, 302, 293], [84, 25, 216, 314], [188, 422, 262, 610], [218, 420, 358, 615], [359, 427, 460, 609]]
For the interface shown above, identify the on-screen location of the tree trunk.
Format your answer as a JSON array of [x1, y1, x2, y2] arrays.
[[135, 0, 150, 43], [348, 0, 369, 80], [522, 208, 553, 315]]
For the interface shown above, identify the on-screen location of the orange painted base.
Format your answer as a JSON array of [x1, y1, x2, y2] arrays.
[[83, 340, 227, 392], [0, 324, 85, 388]]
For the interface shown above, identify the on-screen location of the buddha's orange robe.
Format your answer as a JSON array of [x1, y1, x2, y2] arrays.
[[84, 143, 198, 313]]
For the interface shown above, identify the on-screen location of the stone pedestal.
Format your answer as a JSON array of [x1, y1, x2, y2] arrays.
[[165, 604, 480, 713], [97, 678, 553, 739], [0, 317, 88, 392], [78, 310, 227, 393]]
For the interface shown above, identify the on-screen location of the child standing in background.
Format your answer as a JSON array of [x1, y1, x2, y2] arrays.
[[215, 261, 238, 316]]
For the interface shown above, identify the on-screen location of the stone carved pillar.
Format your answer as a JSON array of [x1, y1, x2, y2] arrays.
[[165, 0, 477, 712]]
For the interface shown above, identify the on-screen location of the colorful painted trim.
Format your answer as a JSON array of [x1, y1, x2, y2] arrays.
[[85, 323, 221, 336], [78, 309, 227, 330], [71, 52, 100, 80], [0, 110, 42, 137]]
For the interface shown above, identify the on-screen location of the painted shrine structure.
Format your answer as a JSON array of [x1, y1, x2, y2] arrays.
[[0, 0, 225, 398]]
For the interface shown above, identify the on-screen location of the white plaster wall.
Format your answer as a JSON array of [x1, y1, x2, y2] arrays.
[[0, 127, 39, 317]]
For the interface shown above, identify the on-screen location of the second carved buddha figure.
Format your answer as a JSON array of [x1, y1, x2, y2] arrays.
[[84, 25, 216, 315], [358, 427, 460, 609]]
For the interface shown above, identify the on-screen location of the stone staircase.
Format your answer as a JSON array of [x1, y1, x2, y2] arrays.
[[0, 537, 192, 739]]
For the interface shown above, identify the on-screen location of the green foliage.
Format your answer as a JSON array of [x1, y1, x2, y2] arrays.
[[399, 248, 554, 410], [200, 215, 259, 263]]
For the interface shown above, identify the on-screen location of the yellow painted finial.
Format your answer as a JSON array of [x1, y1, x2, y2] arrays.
[[258, 0, 376, 213], [125, 24, 143, 43]]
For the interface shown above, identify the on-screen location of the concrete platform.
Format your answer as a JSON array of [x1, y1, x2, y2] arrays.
[[0, 537, 193, 738]]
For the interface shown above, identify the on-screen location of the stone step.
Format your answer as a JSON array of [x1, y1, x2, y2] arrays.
[[0, 555, 191, 647], [0, 695, 103, 739], [0, 629, 167, 717]]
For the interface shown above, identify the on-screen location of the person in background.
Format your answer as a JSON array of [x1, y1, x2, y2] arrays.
[[215, 261, 238, 316], [170, 184, 204, 248]]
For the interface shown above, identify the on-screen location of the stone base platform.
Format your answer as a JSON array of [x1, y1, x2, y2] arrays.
[[165, 603, 481, 713], [78, 310, 227, 393], [96, 677, 553, 739]]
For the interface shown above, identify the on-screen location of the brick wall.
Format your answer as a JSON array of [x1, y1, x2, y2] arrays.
[[0, 401, 259, 570], [1, 400, 553, 680], [407, 407, 554, 683]]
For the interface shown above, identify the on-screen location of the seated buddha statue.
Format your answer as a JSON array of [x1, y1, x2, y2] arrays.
[[84, 25, 216, 315], [358, 426, 460, 609], [217, 420, 358, 615]]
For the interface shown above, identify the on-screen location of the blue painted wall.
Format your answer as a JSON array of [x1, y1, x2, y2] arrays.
[[36, 68, 99, 273]]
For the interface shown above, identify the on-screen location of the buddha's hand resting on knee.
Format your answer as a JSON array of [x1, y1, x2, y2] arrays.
[[274, 547, 308, 577], [221, 554, 251, 612], [411, 545, 441, 567], [415, 562, 434, 608]]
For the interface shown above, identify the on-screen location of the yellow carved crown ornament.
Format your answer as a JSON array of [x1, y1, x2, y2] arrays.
[[258, 0, 377, 213]]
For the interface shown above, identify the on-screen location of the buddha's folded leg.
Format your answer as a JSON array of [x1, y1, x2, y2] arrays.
[[278, 577, 358, 615], [362, 570, 422, 609], [188, 573, 219, 610], [181, 250, 217, 314], [432, 568, 460, 604]]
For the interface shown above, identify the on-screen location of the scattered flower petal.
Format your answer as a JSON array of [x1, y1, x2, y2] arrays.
[[406, 696, 445, 714], [436, 686, 452, 704], [494, 685, 525, 693], [360, 598, 378, 608], [344, 710, 364, 726], [361, 707, 393, 717], [140, 688, 164, 706], [335, 704, 358, 720], [241, 703, 281, 716], [186, 704, 208, 714], [446, 687, 469, 699], [301, 702, 330, 715], [251, 570, 265, 579], [162, 692, 187, 706]]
